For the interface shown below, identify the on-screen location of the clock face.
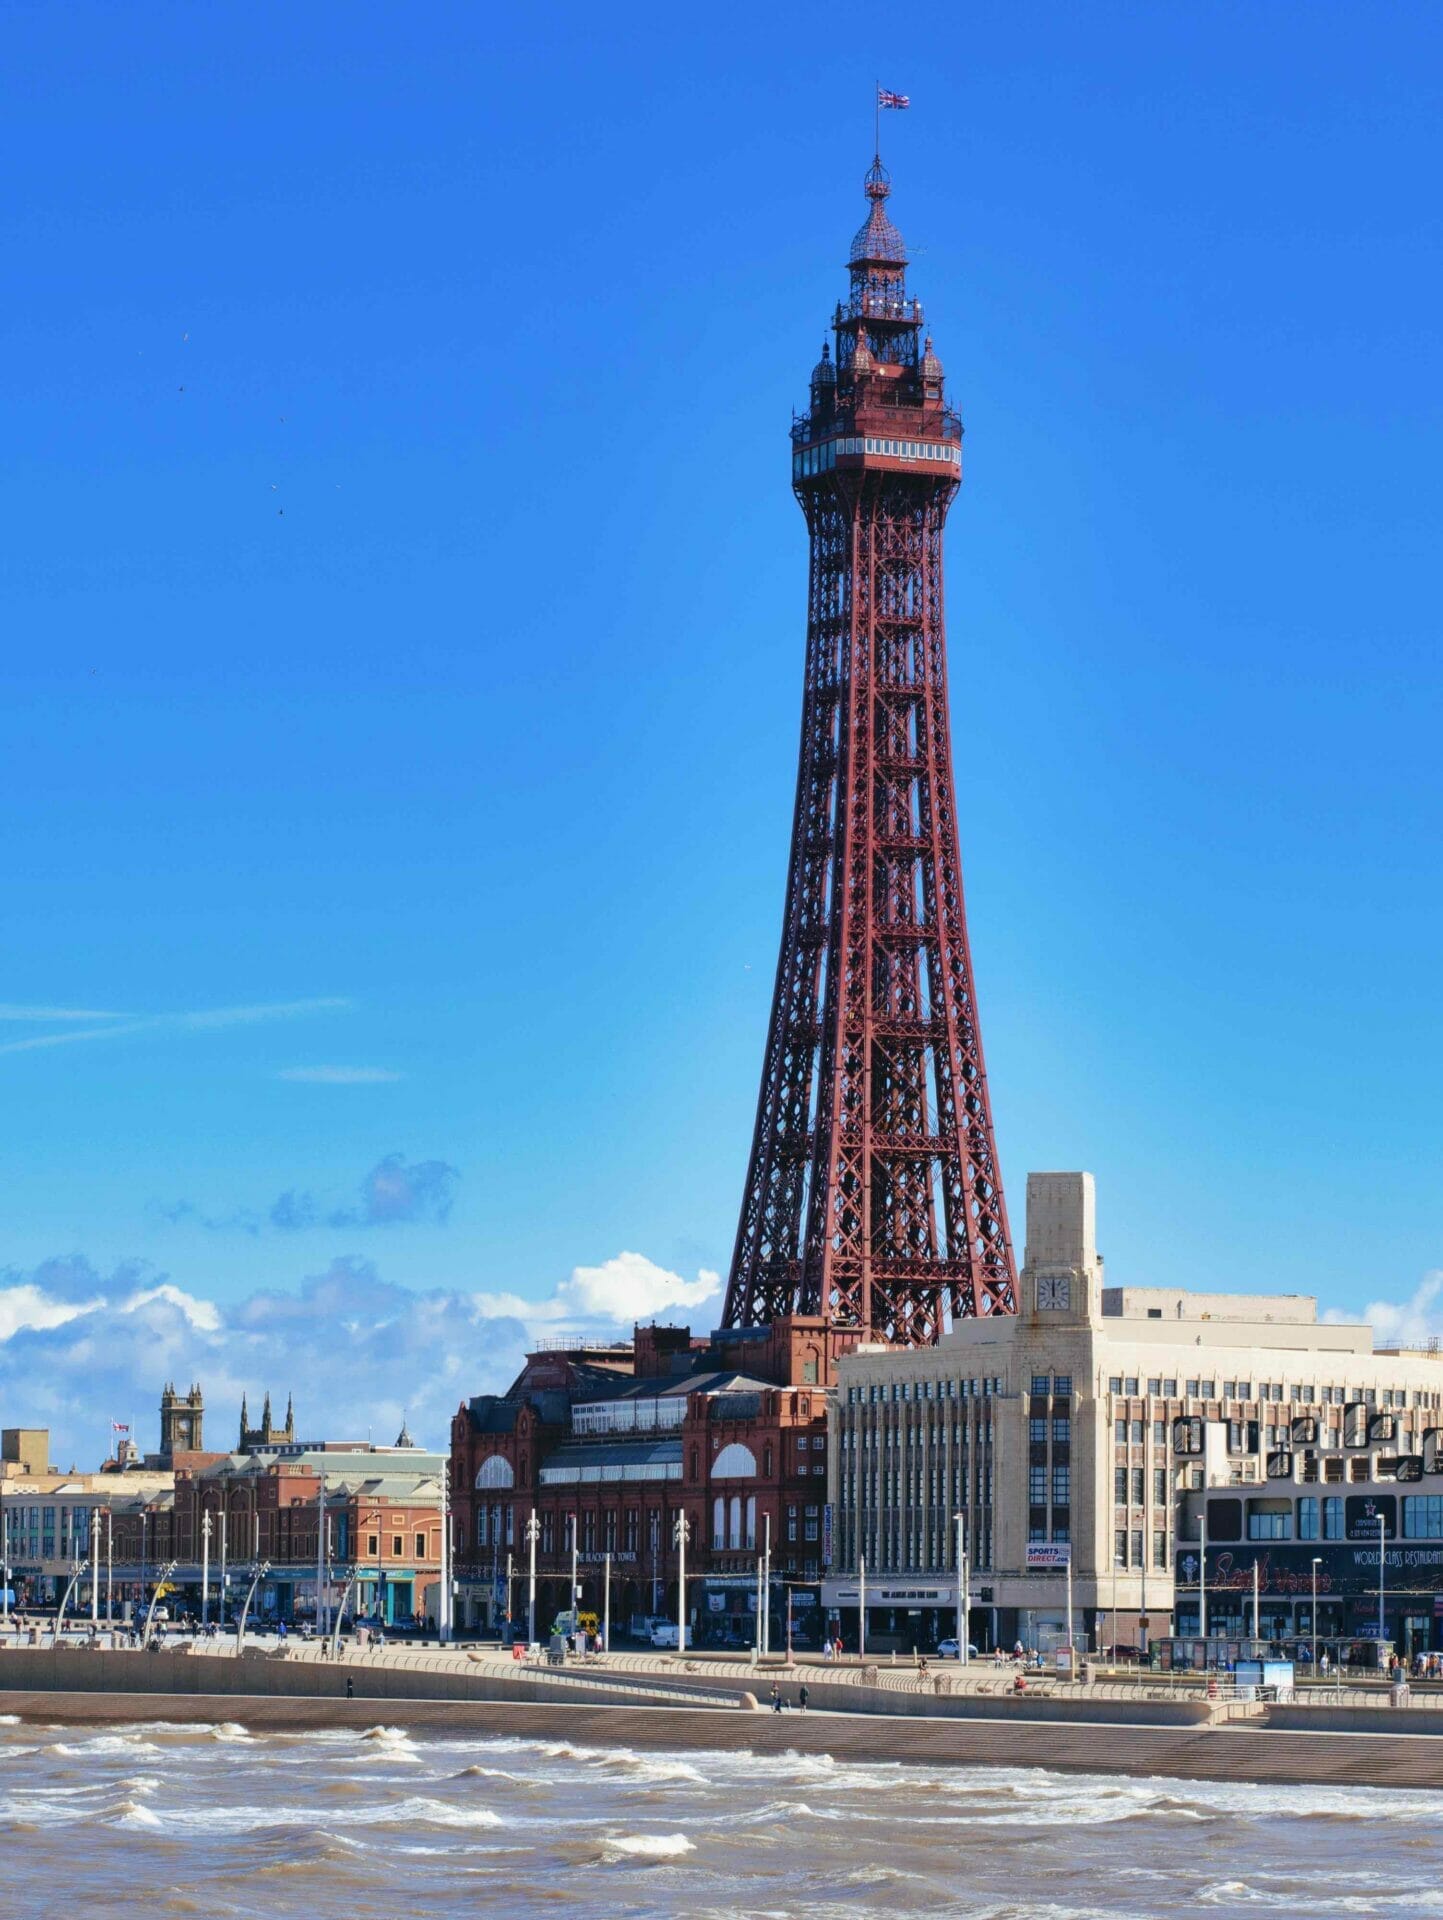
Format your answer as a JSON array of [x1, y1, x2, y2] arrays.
[[1036, 1273, 1072, 1312]]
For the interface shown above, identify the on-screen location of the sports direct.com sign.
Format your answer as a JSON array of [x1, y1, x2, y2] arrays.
[[1025, 1544, 1072, 1571]]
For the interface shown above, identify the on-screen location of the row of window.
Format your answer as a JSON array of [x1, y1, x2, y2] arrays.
[[844, 1422, 993, 1447], [1028, 1416, 1072, 1443], [793, 436, 960, 479], [1114, 1467, 1171, 1506], [1211, 1494, 1443, 1542], [1029, 1375, 1075, 1397], [1028, 1466, 1071, 1503], [1108, 1375, 1441, 1411], [363, 1532, 433, 1561], [1114, 1529, 1170, 1569], [845, 1376, 1005, 1406]]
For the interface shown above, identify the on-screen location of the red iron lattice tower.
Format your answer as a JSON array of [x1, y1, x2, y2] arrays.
[[723, 158, 1018, 1346]]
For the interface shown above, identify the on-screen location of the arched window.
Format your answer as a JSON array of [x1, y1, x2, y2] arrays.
[[713, 1442, 758, 1479], [474, 1454, 515, 1490]]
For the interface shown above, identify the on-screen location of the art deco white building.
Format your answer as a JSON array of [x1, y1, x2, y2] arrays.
[[823, 1173, 1443, 1652]]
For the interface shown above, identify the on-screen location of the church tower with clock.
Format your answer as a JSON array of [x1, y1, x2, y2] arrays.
[[1022, 1171, 1103, 1326]]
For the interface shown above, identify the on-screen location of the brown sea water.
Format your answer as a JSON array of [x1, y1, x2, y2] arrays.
[[2, 1711, 1440, 1918]]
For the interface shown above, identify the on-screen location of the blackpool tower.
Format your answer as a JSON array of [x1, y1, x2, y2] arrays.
[[722, 158, 1018, 1348]]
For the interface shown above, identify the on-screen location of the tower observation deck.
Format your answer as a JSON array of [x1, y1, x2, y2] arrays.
[[722, 158, 1018, 1348]]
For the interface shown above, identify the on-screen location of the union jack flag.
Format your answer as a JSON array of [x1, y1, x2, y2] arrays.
[[877, 88, 910, 109]]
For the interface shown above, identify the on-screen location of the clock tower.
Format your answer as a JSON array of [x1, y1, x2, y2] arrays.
[[158, 1380, 205, 1458], [1021, 1172, 1102, 1325]]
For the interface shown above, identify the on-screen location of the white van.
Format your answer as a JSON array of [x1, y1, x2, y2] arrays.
[[649, 1621, 681, 1649]]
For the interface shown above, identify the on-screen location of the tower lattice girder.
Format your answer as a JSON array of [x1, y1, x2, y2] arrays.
[[723, 159, 1018, 1346]]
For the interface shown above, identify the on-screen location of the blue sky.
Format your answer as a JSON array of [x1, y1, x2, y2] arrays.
[[3, 2, 1441, 1461]]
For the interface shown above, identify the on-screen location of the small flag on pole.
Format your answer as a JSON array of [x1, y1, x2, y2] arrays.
[[877, 89, 910, 109]]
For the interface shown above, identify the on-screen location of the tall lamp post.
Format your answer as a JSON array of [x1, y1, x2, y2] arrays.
[[526, 1509, 539, 1648], [673, 1511, 691, 1655], [201, 1512, 212, 1628], [568, 1512, 579, 1636], [1374, 1515, 1389, 1651], [1, 1486, 10, 1630], [1311, 1556, 1322, 1675], [953, 1511, 969, 1667]]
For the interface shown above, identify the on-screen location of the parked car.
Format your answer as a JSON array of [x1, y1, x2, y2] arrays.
[[649, 1622, 681, 1649], [936, 1637, 978, 1659]]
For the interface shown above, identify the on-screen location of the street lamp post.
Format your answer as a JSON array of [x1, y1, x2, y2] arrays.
[[526, 1509, 539, 1648], [0, 1487, 9, 1632], [954, 1511, 969, 1667], [142, 1561, 178, 1648], [1375, 1516, 1388, 1648], [569, 1512, 579, 1637], [603, 1550, 611, 1656], [1311, 1556, 1322, 1676], [201, 1512, 212, 1628], [673, 1511, 691, 1655], [439, 1463, 453, 1645], [236, 1560, 272, 1654]]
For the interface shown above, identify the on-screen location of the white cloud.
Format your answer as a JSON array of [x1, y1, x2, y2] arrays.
[[0, 1284, 100, 1341], [121, 1283, 223, 1333], [1325, 1270, 1443, 1348], [277, 1066, 404, 1084], [555, 1250, 722, 1323], [0, 1246, 721, 1463], [0, 997, 351, 1058], [0, 1005, 128, 1021]]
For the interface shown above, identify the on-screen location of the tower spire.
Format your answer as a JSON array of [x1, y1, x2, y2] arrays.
[[723, 161, 1017, 1348]]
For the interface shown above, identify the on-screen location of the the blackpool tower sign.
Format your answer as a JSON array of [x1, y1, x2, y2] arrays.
[[723, 156, 1019, 1348]]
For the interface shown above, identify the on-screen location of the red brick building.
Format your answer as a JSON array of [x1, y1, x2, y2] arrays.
[[450, 1317, 849, 1644]]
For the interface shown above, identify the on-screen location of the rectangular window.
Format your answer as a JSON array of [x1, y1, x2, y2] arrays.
[[1052, 1465, 1070, 1504], [1299, 1497, 1319, 1540], [1053, 1376, 1072, 1398], [1029, 1466, 1047, 1503], [367, 1534, 379, 1557], [1130, 1420, 1145, 1444], [1153, 1421, 1167, 1445], [1114, 1465, 1127, 1503], [415, 1533, 426, 1558], [1243, 1512, 1289, 1543], [1130, 1528, 1144, 1565], [1124, 1377, 1139, 1396], [1131, 1467, 1145, 1504], [1186, 1379, 1200, 1398], [1031, 1375, 1050, 1394], [1029, 1417, 1047, 1442], [1148, 1378, 1162, 1396], [804, 1506, 819, 1542], [1114, 1419, 1127, 1442], [1404, 1496, 1443, 1539], [1154, 1467, 1167, 1504], [1109, 1376, 1123, 1394], [1239, 1382, 1252, 1401], [1052, 1415, 1071, 1443], [392, 1535, 403, 1557], [1153, 1531, 1167, 1569], [786, 1504, 798, 1543], [1164, 1379, 1178, 1397], [1114, 1528, 1127, 1567], [1224, 1382, 1237, 1401]]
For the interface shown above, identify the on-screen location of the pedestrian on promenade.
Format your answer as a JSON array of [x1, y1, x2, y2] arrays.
[[798, 1684, 809, 1713], [770, 1683, 782, 1713]]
